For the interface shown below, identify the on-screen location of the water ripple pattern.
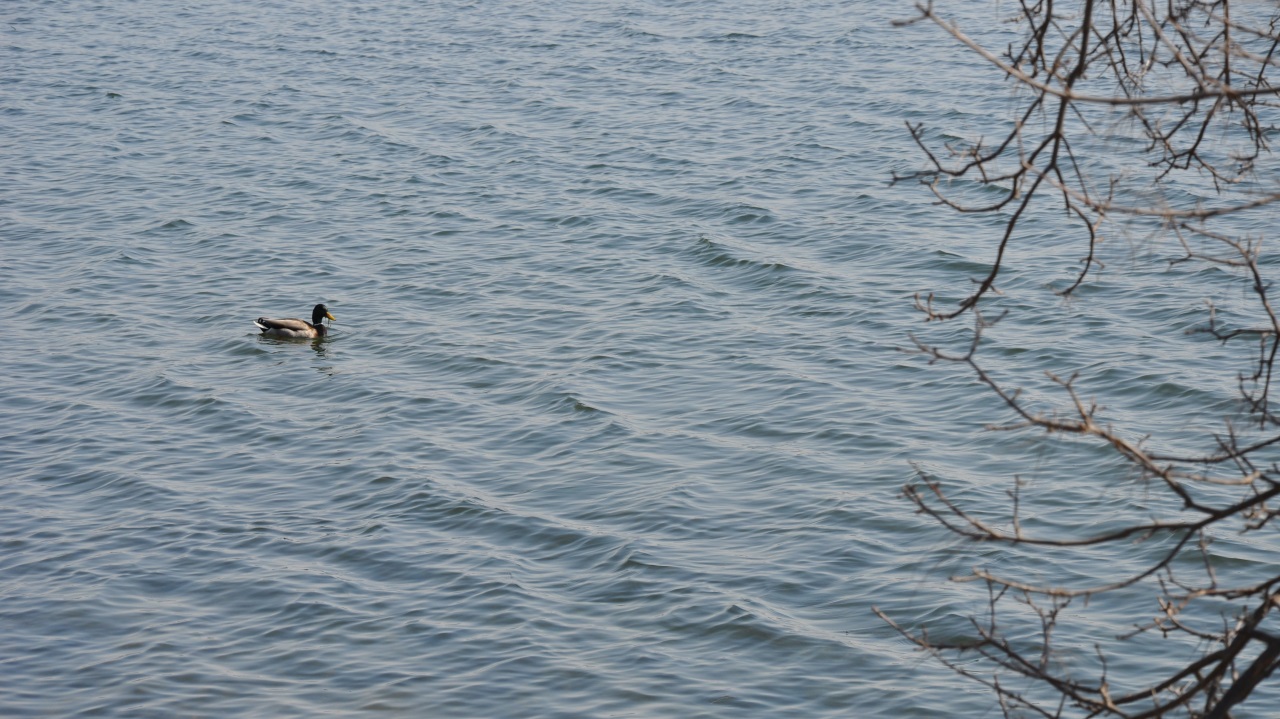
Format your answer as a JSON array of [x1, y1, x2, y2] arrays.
[[0, 0, 1262, 717]]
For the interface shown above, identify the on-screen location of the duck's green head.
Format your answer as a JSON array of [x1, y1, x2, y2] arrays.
[[312, 303, 336, 325]]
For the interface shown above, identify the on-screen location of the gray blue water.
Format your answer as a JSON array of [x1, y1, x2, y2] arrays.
[[3, 0, 1278, 716]]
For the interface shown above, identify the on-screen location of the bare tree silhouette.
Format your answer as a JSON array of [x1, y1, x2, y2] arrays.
[[879, 2, 1280, 717]]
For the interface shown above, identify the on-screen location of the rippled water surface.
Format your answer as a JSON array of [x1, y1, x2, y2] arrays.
[[3, 0, 1277, 716]]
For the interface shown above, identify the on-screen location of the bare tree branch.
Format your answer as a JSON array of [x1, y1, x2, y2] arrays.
[[887, 1, 1280, 716]]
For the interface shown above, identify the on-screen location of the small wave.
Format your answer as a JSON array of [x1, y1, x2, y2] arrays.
[[712, 32, 763, 42], [690, 235, 791, 270]]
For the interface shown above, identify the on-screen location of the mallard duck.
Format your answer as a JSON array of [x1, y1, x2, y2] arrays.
[[254, 303, 336, 339]]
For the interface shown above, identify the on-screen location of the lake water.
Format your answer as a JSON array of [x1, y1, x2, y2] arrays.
[[3, 0, 1277, 716]]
